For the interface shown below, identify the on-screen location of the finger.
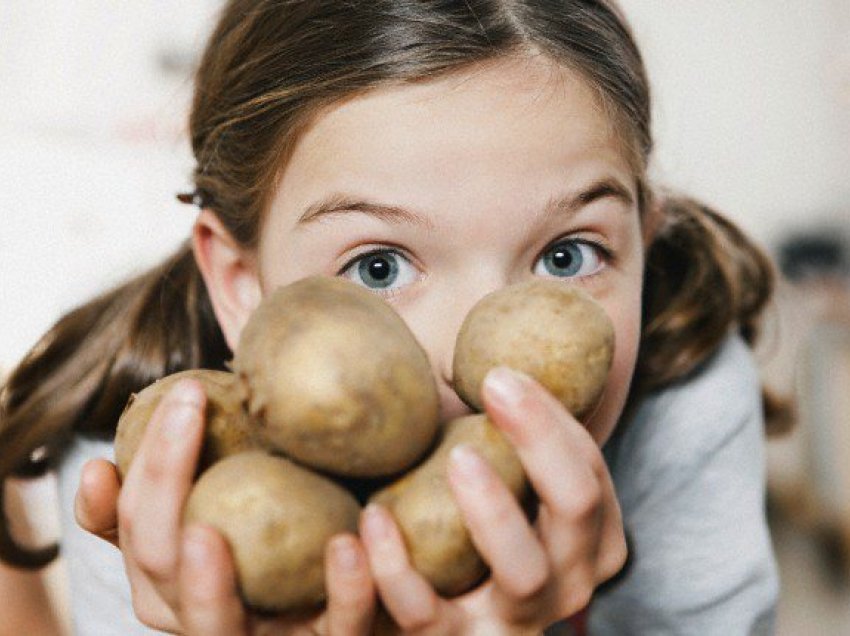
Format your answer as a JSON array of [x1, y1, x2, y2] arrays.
[[118, 379, 206, 583], [179, 524, 247, 636], [123, 569, 182, 633], [482, 367, 608, 522], [589, 500, 628, 583], [75, 458, 120, 546], [325, 534, 376, 635], [447, 445, 549, 602], [482, 367, 627, 591], [360, 504, 443, 632]]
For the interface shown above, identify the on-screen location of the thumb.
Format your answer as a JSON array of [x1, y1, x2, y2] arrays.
[[74, 458, 120, 546]]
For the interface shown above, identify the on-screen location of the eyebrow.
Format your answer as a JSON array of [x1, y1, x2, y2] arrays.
[[542, 177, 635, 220], [296, 176, 634, 227], [297, 194, 435, 229]]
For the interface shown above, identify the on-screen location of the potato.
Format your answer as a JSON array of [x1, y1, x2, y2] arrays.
[[184, 451, 361, 613], [114, 369, 261, 479], [370, 414, 527, 596], [453, 280, 614, 419], [233, 276, 440, 478]]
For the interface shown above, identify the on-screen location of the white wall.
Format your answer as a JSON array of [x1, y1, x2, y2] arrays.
[[619, 0, 850, 245], [1, 1, 848, 368], [0, 2, 219, 368]]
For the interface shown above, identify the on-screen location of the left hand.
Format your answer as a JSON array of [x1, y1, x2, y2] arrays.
[[74, 380, 377, 635], [359, 366, 628, 634]]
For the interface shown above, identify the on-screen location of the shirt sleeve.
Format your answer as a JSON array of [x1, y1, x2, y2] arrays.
[[587, 335, 779, 635]]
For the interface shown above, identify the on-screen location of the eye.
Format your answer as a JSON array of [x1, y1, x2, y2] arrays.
[[533, 239, 606, 279], [340, 249, 417, 293]]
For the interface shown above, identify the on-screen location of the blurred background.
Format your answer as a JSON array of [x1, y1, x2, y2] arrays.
[[1, 1, 849, 633]]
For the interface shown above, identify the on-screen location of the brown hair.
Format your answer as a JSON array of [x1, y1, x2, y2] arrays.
[[634, 193, 776, 400], [0, 0, 775, 567]]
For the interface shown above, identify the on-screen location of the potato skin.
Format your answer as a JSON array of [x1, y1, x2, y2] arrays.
[[233, 276, 440, 478], [453, 280, 615, 419], [113, 369, 261, 479], [371, 414, 527, 596], [184, 451, 361, 613]]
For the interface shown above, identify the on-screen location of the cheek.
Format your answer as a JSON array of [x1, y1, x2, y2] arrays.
[[584, 294, 642, 446]]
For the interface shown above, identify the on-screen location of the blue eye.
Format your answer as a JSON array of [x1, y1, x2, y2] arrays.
[[534, 239, 605, 279], [341, 249, 417, 292]]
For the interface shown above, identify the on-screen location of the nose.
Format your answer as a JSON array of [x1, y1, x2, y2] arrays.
[[409, 273, 507, 422]]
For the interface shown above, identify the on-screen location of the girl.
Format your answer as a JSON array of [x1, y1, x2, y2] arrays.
[[0, 1, 780, 634]]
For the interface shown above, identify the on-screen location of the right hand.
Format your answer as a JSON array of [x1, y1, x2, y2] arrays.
[[75, 379, 377, 635]]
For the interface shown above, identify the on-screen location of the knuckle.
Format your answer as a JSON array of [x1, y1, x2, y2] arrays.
[[506, 561, 550, 601], [558, 484, 603, 521], [137, 551, 178, 582], [132, 598, 169, 632], [139, 449, 170, 483], [395, 610, 437, 633], [333, 585, 371, 613], [586, 452, 608, 478], [372, 556, 408, 583], [565, 581, 594, 616], [486, 495, 518, 528], [598, 536, 629, 582]]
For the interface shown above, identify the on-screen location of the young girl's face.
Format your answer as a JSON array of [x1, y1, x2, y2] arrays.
[[250, 56, 645, 445]]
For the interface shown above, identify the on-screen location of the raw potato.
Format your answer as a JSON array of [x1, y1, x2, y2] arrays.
[[371, 414, 527, 596], [185, 451, 361, 612], [453, 280, 615, 419], [114, 369, 261, 479], [112, 277, 614, 615], [233, 276, 440, 478]]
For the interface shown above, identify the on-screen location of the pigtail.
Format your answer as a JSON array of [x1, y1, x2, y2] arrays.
[[0, 243, 229, 568], [633, 194, 786, 429]]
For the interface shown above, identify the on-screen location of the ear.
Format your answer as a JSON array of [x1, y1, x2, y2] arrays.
[[192, 210, 262, 351]]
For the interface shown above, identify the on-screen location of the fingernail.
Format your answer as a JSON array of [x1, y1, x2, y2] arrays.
[[448, 444, 488, 486], [483, 367, 527, 410], [161, 381, 204, 441], [362, 504, 391, 542], [169, 379, 205, 408], [75, 463, 98, 521], [161, 404, 197, 441], [73, 488, 90, 525], [330, 535, 361, 571]]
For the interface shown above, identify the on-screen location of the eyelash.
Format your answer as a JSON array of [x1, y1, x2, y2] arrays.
[[337, 246, 404, 271], [337, 246, 415, 296], [542, 236, 615, 283]]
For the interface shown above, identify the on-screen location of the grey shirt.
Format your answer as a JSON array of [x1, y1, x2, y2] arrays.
[[586, 334, 779, 634]]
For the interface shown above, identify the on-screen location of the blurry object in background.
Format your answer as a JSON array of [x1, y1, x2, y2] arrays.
[[0, 1, 218, 142], [0, 1, 223, 371], [765, 225, 850, 576], [779, 232, 850, 282]]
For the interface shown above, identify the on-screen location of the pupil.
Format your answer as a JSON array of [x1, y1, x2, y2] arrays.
[[544, 242, 582, 277], [368, 257, 390, 280], [552, 248, 572, 269]]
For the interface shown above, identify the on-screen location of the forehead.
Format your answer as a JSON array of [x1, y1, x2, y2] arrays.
[[270, 55, 632, 221]]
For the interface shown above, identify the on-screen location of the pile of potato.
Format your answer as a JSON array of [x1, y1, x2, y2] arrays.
[[114, 276, 614, 613]]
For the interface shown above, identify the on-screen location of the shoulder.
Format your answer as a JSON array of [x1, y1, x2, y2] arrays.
[[592, 334, 778, 633], [605, 333, 762, 480]]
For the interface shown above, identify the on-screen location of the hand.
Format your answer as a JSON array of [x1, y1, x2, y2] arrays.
[[356, 367, 628, 634], [75, 379, 377, 635]]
